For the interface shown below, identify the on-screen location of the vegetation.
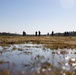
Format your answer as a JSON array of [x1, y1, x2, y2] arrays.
[[0, 36, 76, 75], [0, 69, 76, 75], [0, 36, 76, 49]]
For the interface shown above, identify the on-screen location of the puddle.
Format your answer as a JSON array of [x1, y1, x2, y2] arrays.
[[0, 43, 76, 74]]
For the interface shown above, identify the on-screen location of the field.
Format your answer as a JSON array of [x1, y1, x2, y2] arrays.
[[0, 36, 76, 75], [0, 36, 76, 49]]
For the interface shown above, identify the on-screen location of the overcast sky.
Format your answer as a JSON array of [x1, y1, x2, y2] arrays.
[[0, 0, 76, 34]]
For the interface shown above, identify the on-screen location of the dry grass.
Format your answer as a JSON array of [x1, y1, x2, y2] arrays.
[[0, 69, 75, 75], [0, 36, 76, 49]]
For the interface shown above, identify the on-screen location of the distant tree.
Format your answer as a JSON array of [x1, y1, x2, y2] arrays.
[[35, 31, 37, 36], [23, 31, 26, 36], [38, 31, 41, 36], [51, 31, 54, 36]]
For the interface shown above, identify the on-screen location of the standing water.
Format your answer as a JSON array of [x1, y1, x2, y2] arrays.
[[0, 43, 76, 75]]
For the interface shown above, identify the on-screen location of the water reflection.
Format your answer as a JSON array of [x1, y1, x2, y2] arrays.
[[0, 43, 76, 74]]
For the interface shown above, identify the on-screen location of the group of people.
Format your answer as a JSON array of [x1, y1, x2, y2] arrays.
[[35, 31, 41, 36], [23, 31, 41, 36]]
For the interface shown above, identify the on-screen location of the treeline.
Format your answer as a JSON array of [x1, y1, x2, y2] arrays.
[[0, 31, 76, 36], [23, 31, 76, 36], [55, 31, 76, 36], [0, 32, 19, 36]]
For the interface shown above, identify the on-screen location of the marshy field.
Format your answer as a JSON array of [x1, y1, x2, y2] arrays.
[[0, 36, 76, 75], [0, 36, 76, 49]]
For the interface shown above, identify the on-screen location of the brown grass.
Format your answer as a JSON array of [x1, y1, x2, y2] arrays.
[[0, 69, 74, 75], [0, 36, 76, 49]]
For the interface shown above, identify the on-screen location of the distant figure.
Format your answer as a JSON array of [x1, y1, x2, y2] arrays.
[[38, 31, 41, 36], [64, 32, 69, 36], [23, 31, 26, 36], [67, 32, 69, 36], [47, 33, 49, 36], [52, 31, 54, 36], [35, 31, 37, 36], [64, 32, 66, 36]]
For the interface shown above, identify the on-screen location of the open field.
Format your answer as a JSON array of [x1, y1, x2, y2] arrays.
[[0, 36, 76, 49]]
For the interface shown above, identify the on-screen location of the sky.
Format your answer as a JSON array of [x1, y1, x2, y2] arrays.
[[0, 0, 76, 34]]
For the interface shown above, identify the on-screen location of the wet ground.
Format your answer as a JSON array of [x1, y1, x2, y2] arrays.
[[0, 43, 76, 75]]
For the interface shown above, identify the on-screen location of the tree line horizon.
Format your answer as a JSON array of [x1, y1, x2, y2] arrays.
[[23, 31, 76, 36], [0, 31, 76, 36]]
